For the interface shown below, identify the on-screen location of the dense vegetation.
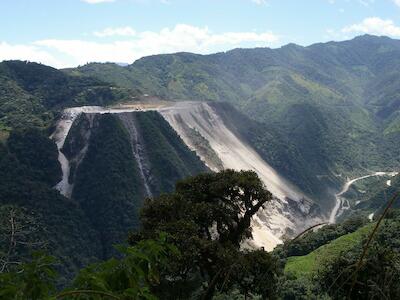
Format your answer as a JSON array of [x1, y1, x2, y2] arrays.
[[0, 234, 177, 300], [279, 211, 400, 299], [0, 129, 101, 284], [210, 102, 340, 204], [274, 216, 367, 259], [1, 169, 399, 299], [72, 114, 146, 259], [0, 111, 209, 283], [0, 170, 282, 299], [357, 174, 400, 212]]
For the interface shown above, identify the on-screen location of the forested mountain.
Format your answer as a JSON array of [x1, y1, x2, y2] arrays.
[[0, 112, 207, 282], [0, 62, 207, 281], [70, 35, 400, 208], [0, 60, 138, 133]]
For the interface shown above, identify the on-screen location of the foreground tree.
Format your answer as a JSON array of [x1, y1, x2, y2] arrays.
[[0, 234, 177, 300], [133, 170, 279, 299]]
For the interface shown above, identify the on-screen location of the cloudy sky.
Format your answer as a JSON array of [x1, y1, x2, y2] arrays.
[[1, 0, 400, 68]]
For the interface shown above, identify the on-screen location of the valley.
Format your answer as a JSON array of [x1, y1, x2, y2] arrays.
[[51, 96, 399, 250]]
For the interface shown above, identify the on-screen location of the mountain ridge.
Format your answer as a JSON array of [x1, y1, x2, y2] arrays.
[[67, 34, 400, 209]]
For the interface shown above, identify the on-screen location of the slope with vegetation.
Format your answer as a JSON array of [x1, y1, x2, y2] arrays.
[[0, 129, 102, 284], [276, 177, 400, 300], [68, 111, 208, 259], [0, 111, 209, 283]]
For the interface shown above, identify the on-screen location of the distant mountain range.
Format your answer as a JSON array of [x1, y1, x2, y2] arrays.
[[2, 34, 400, 201], [67, 34, 400, 202]]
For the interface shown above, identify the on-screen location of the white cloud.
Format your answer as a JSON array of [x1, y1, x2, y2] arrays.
[[393, 0, 400, 7], [251, 0, 267, 5], [20, 24, 279, 67], [356, 0, 374, 6], [342, 17, 400, 37], [82, 0, 115, 3], [0, 42, 61, 67], [94, 26, 136, 37], [327, 0, 374, 6]]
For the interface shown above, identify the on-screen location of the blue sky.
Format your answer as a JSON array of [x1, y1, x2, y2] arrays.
[[1, 0, 400, 68]]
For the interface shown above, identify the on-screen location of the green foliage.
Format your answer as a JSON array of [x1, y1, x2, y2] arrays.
[[69, 111, 207, 260], [0, 60, 136, 131], [316, 213, 400, 299], [0, 234, 177, 300], [277, 275, 330, 300], [210, 102, 340, 203], [0, 205, 47, 274], [280, 212, 400, 299], [7, 127, 62, 186], [227, 250, 280, 299], [0, 252, 58, 300], [0, 130, 102, 284], [73, 35, 400, 210], [72, 114, 146, 259], [358, 174, 400, 212], [274, 216, 367, 260], [284, 223, 373, 278], [137, 170, 279, 299], [66, 233, 178, 300]]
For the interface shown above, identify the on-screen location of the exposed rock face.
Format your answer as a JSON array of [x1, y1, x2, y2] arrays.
[[117, 113, 153, 197], [159, 102, 322, 250], [51, 101, 323, 251], [50, 105, 157, 197]]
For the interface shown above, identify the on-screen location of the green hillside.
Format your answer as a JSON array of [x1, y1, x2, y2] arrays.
[[0, 60, 137, 132], [0, 129, 102, 284], [71, 35, 400, 210], [0, 111, 208, 282], [284, 223, 373, 278]]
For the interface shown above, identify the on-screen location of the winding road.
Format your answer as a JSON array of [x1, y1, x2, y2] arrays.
[[329, 171, 397, 223]]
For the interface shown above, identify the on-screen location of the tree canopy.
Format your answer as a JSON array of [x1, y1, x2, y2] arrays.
[[135, 170, 278, 299]]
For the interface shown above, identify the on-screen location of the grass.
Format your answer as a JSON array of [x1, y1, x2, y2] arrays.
[[284, 223, 374, 278]]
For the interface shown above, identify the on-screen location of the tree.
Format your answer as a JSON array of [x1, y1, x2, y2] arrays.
[[0, 252, 57, 300], [0, 205, 46, 273], [135, 169, 278, 299]]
